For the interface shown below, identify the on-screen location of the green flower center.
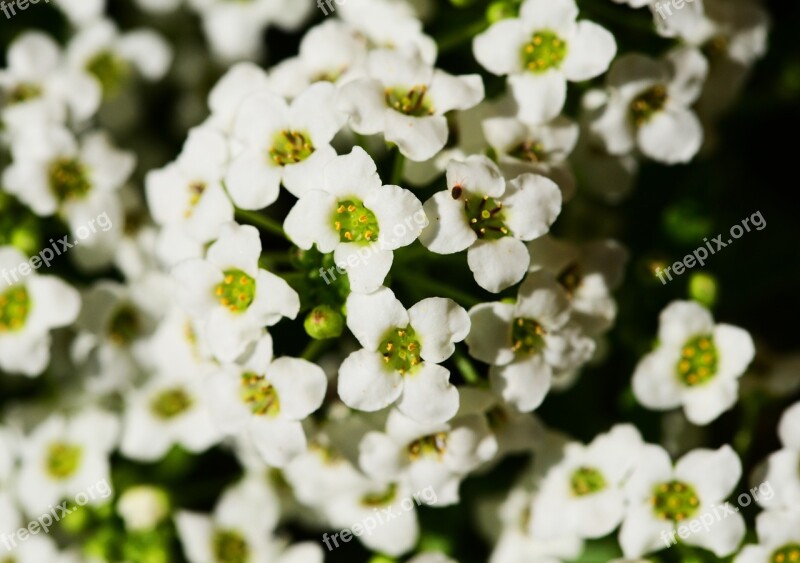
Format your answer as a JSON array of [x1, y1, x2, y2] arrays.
[[630, 85, 668, 126], [108, 305, 140, 345], [212, 530, 249, 563], [385, 85, 434, 117], [45, 442, 83, 480], [379, 325, 422, 374], [332, 199, 379, 244], [361, 483, 397, 507], [408, 432, 447, 461], [570, 466, 607, 496], [0, 286, 30, 333], [651, 480, 700, 522], [464, 194, 511, 239], [771, 544, 800, 563], [49, 158, 92, 203], [86, 50, 129, 98], [240, 372, 280, 416], [521, 31, 568, 73], [676, 335, 718, 387], [511, 317, 546, 356], [215, 269, 256, 313], [508, 140, 547, 163], [557, 262, 582, 298], [268, 130, 315, 166], [150, 387, 193, 419], [7, 82, 42, 105]]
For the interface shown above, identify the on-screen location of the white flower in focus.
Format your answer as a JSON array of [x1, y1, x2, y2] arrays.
[[473, 0, 616, 124], [173, 223, 299, 362], [339, 287, 470, 424], [226, 82, 344, 207], [284, 147, 426, 293], [757, 401, 800, 512], [0, 247, 81, 376], [619, 444, 745, 558], [632, 300, 755, 425], [590, 47, 709, 164], [339, 48, 484, 161], [420, 156, 562, 293], [465, 271, 595, 412]]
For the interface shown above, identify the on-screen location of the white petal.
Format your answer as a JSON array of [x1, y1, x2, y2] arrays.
[[637, 108, 703, 164], [334, 243, 393, 294], [224, 149, 282, 211], [472, 19, 527, 76], [251, 418, 306, 467], [358, 431, 405, 482], [658, 301, 715, 346], [322, 146, 382, 200], [25, 275, 81, 330], [268, 357, 327, 421], [561, 21, 617, 82], [682, 378, 739, 425], [666, 46, 709, 105], [683, 507, 745, 557], [364, 185, 426, 250], [778, 402, 800, 451], [509, 71, 567, 124], [446, 155, 506, 198], [419, 191, 476, 255], [250, 269, 300, 325], [338, 78, 387, 135], [618, 502, 675, 558], [465, 302, 516, 365], [118, 30, 172, 80], [467, 238, 531, 293], [283, 191, 339, 252], [207, 223, 261, 275], [489, 355, 552, 412], [385, 112, 448, 162], [502, 173, 562, 241], [519, 0, 579, 32], [409, 298, 470, 364], [632, 348, 684, 410], [337, 349, 404, 411], [675, 445, 741, 503], [346, 286, 409, 350], [398, 363, 459, 424], [428, 71, 484, 114], [282, 144, 337, 199], [289, 81, 345, 144], [713, 325, 755, 379]]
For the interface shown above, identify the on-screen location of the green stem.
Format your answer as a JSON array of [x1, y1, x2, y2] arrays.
[[453, 349, 482, 385], [235, 208, 287, 239], [390, 149, 406, 186], [396, 272, 482, 308], [301, 338, 331, 362]]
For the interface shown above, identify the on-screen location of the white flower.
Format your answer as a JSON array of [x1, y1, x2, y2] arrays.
[[206, 336, 327, 467], [420, 156, 562, 292], [465, 271, 595, 411], [590, 47, 709, 164], [17, 409, 118, 514], [632, 300, 755, 425], [0, 32, 101, 131], [473, 0, 616, 124], [284, 147, 426, 293], [145, 306, 216, 377], [120, 371, 222, 462], [532, 424, 644, 540], [619, 444, 745, 558], [52, 0, 105, 27], [339, 48, 483, 161], [117, 485, 170, 531], [758, 401, 800, 512], [339, 286, 470, 424], [226, 81, 344, 207], [172, 222, 299, 362], [483, 115, 580, 200], [203, 62, 272, 134], [0, 247, 81, 376], [735, 509, 800, 563], [146, 125, 233, 244], [612, 0, 652, 7], [359, 406, 498, 506]]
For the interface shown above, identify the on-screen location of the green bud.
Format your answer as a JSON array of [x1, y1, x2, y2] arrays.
[[450, 0, 475, 6], [304, 305, 344, 340], [60, 504, 90, 533], [487, 1, 517, 22], [689, 272, 718, 309]]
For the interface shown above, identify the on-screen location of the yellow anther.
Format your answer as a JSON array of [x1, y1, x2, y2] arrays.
[[344, 231, 353, 240], [225, 275, 234, 284]]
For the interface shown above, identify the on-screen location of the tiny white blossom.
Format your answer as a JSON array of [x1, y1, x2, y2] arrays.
[[757, 402, 800, 512], [735, 509, 800, 563]]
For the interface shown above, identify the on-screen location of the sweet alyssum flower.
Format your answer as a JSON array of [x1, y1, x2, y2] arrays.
[[735, 509, 800, 563], [590, 47, 709, 164], [226, 81, 344, 207], [619, 444, 745, 558], [532, 424, 644, 540], [420, 156, 562, 293], [338, 287, 470, 424], [339, 47, 484, 161], [632, 300, 755, 425], [284, 147, 426, 293], [466, 271, 595, 411], [0, 247, 81, 376], [173, 222, 300, 362], [757, 401, 800, 512], [473, 0, 616, 124], [203, 62, 272, 134]]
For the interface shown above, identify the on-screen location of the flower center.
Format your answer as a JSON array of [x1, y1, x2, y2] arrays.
[[212, 530, 249, 563], [108, 304, 140, 345], [215, 269, 256, 313], [676, 335, 718, 386], [268, 130, 315, 166], [511, 318, 546, 356], [557, 262, 582, 298], [85, 50, 129, 98], [570, 466, 607, 496], [385, 85, 434, 117], [150, 387, 193, 420], [702, 35, 730, 59], [240, 372, 280, 416], [49, 158, 92, 203], [184, 181, 206, 218], [771, 544, 800, 563], [651, 480, 700, 522], [361, 483, 397, 507], [0, 286, 30, 333], [521, 31, 568, 73], [332, 199, 379, 244], [7, 82, 42, 105], [508, 140, 547, 163], [408, 432, 447, 461], [45, 442, 83, 480], [464, 194, 511, 239], [379, 326, 422, 374], [630, 85, 668, 126]]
